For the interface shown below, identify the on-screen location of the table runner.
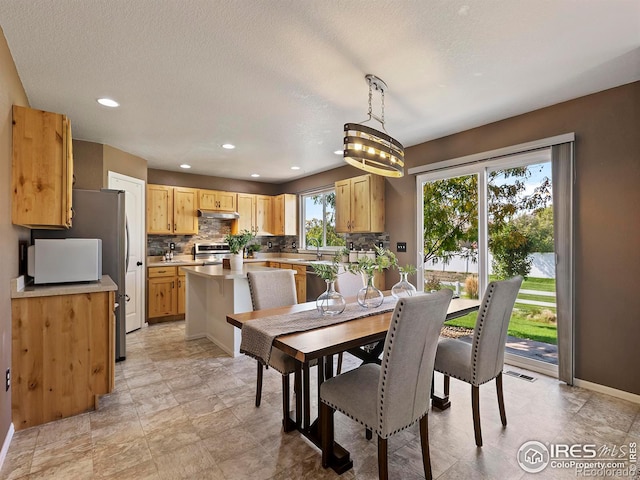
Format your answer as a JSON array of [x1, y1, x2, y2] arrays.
[[240, 296, 398, 364]]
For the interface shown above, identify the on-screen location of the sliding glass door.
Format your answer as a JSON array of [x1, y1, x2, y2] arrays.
[[417, 147, 566, 377]]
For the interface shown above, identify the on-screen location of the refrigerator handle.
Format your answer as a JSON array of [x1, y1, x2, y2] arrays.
[[125, 216, 131, 272]]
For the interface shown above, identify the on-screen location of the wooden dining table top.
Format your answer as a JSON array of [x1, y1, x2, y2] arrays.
[[226, 296, 480, 363]]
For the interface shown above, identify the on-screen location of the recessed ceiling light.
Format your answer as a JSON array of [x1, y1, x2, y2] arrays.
[[222, 143, 236, 150], [250, 173, 260, 178], [290, 166, 301, 170], [334, 150, 343, 155], [180, 164, 191, 169], [97, 98, 119, 107]]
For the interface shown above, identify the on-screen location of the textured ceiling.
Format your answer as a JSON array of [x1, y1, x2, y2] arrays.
[[1, 1, 639, 183]]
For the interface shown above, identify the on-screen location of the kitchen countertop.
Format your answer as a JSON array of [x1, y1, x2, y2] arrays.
[[180, 264, 279, 279], [11, 275, 117, 299]]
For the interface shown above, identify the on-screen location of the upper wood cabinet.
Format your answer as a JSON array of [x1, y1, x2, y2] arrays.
[[236, 193, 274, 236], [335, 174, 385, 233], [12, 105, 73, 229], [198, 189, 237, 211], [147, 184, 198, 234], [273, 194, 297, 236]]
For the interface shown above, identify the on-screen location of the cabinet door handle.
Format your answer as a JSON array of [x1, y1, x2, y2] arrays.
[[178, 279, 182, 287], [171, 281, 175, 288], [167, 223, 170, 230], [174, 223, 177, 231]]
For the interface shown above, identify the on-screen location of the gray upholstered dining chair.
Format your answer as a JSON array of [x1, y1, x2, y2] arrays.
[[246, 270, 298, 415], [434, 275, 523, 447], [320, 289, 453, 480], [247, 269, 340, 431]]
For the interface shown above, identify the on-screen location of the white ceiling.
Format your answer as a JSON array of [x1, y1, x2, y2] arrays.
[[1, 1, 639, 183]]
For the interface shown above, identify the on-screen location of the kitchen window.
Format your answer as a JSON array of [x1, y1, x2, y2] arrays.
[[300, 188, 345, 250]]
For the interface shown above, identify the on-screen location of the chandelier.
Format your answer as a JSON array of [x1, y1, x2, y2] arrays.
[[343, 74, 404, 178]]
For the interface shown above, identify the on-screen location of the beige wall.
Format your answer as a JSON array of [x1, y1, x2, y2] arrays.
[[284, 82, 640, 396], [73, 140, 103, 190], [148, 169, 279, 196], [103, 144, 147, 184], [0, 27, 29, 448]]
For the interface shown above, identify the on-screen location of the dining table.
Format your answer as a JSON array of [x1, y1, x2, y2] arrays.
[[226, 294, 480, 474]]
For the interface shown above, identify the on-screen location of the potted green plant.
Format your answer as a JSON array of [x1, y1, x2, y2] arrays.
[[245, 243, 261, 259], [224, 230, 255, 269], [310, 252, 346, 315], [347, 246, 397, 307]]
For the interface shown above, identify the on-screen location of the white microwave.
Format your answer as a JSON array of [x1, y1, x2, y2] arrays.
[[28, 238, 102, 284]]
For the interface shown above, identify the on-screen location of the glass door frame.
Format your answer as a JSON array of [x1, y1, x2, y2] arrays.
[[416, 148, 560, 377]]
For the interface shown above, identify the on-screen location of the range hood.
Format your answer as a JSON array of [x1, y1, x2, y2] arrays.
[[197, 209, 240, 220]]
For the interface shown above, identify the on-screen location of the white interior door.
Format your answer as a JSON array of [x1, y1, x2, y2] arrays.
[[108, 172, 145, 332]]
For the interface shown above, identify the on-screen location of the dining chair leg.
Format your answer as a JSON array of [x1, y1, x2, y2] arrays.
[[472, 385, 482, 447], [419, 414, 432, 480], [366, 429, 372, 440], [255, 361, 263, 407], [336, 352, 343, 375], [377, 436, 389, 480], [444, 374, 450, 396], [496, 372, 507, 426], [320, 402, 334, 468]]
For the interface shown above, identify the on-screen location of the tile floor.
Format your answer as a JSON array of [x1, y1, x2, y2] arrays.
[[1, 321, 639, 479]]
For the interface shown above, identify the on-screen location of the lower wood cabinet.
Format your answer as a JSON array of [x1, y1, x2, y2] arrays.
[[147, 266, 185, 321], [11, 290, 115, 430]]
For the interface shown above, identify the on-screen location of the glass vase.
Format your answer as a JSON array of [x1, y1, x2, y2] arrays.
[[391, 272, 417, 299], [316, 280, 346, 316], [357, 274, 384, 308]]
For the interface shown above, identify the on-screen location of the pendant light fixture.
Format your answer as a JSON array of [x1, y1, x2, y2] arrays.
[[343, 74, 404, 178]]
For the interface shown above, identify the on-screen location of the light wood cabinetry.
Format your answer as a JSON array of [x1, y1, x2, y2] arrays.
[[236, 193, 274, 235], [11, 105, 73, 229], [147, 266, 182, 319], [147, 184, 198, 234], [335, 174, 385, 233], [11, 290, 115, 430], [198, 189, 237, 211], [273, 194, 297, 236], [177, 270, 186, 315]]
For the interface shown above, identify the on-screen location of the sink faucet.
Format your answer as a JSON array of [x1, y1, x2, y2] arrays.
[[308, 238, 322, 260]]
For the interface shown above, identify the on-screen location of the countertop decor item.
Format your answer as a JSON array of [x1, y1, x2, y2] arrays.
[[343, 74, 405, 178], [225, 230, 255, 270]]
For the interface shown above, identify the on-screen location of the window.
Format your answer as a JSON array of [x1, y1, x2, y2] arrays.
[[301, 188, 345, 249]]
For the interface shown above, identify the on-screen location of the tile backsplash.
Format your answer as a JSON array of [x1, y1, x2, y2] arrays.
[[147, 217, 390, 257]]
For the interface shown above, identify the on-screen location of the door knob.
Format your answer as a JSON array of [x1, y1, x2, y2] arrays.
[[137, 261, 143, 266]]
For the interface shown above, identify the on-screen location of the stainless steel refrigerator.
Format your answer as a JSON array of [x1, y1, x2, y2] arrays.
[[32, 189, 128, 361]]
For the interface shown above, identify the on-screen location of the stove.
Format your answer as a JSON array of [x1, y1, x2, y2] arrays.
[[193, 243, 231, 265]]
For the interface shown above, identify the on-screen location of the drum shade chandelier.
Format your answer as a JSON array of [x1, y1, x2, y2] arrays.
[[343, 74, 404, 178]]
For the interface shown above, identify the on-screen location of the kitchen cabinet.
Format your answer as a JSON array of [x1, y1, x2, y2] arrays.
[[147, 184, 198, 234], [147, 266, 182, 320], [335, 174, 385, 233], [198, 189, 237, 211], [11, 105, 73, 229], [11, 289, 115, 430], [177, 270, 186, 315], [236, 193, 273, 235], [273, 194, 297, 236]]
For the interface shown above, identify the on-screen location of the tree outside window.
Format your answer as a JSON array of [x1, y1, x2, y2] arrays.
[[302, 189, 345, 249]]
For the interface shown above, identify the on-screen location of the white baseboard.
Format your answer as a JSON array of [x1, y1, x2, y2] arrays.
[[0, 423, 14, 472], [574, 378, 640, 404]]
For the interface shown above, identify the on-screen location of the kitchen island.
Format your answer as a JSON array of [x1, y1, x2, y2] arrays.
[[181, 264, 277, 356]]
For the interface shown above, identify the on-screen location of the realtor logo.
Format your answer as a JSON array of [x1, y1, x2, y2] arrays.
[[518, 441, 550, 473]]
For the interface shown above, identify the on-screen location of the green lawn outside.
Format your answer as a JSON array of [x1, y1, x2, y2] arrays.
[[443, 276, 558, 345]]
